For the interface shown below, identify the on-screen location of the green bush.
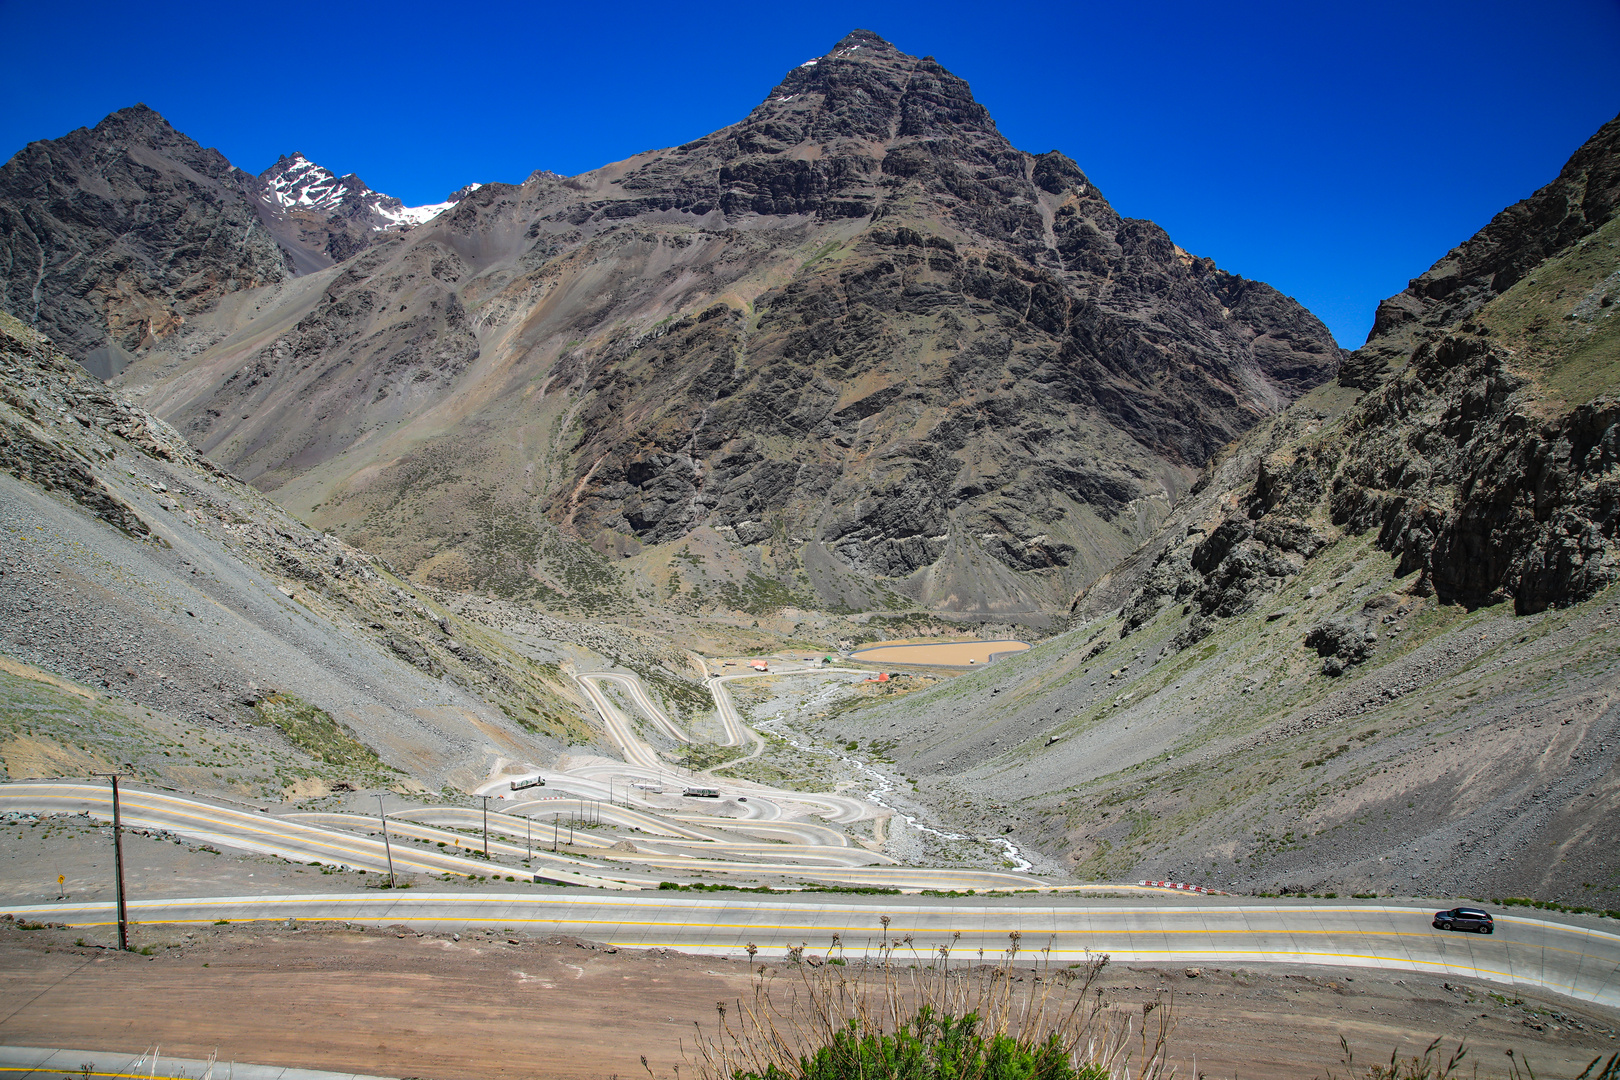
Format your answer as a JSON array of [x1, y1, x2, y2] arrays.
[[739, 1008, 1110, 1080], [1492, 897, 1620, 920], [686, 949, 1168, 1080]]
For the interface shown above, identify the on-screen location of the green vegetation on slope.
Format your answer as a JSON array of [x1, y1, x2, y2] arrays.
[[1479, 214, 1620, 408], [0, 661, 370, 800], [252, 692, 392, 774]]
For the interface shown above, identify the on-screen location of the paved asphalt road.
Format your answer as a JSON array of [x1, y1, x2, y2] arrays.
[[0, 781, 1049, 891], [570, 668, 880, 825], [0, 782, 635, 890], [0, 1046, 394, 1080], [3, 891, 1616, 1010]]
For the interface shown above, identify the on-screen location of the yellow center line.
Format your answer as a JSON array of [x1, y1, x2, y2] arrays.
[[27, 902, 1617, 971], [0, 1069, 202, 1080], [8, 786, 1620, 959], [15, 916, 1599, 996], [0, 787, 508, 879]]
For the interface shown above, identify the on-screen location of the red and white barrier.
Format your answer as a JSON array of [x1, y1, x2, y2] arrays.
[[1138, 880, 1224, 895]]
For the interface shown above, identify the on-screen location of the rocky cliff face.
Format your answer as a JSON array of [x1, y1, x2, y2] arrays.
[[506, 31, 1339, 594], [99, 31, 1338, 621], [1087, 111, 1620, 653], [1343, 114, 1620, 389], [0, 105, 287, 377]]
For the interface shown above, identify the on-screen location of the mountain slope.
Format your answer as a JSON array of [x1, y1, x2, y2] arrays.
[[1342, 112, 1620, 390], [109, 30, 1340, 623], [0, 309, 683, 796], [808, 111, 1620, 905], [0, 105, 287, 378]]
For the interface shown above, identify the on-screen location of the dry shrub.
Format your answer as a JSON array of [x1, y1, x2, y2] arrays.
[[683, 933, 1173, 1080], [1323, 1036, 1619, 1080]]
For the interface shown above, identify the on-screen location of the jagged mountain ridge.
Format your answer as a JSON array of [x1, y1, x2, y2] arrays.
[[250, 152, 478, 273], [1341, 111, 1620, 391], [106, 30, 1340, 621], [0, 108, 476, 379], [1083, 111, 1620, 633], [0, 104, 288, 378]]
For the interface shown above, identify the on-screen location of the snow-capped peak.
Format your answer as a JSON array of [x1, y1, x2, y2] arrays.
[[257, 153, 474, 231], [262, 152, 354, 213]]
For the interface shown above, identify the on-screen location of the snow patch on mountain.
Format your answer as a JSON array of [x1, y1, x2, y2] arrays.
[[376, 183, 482, 227], [257, 153, 472, 231]]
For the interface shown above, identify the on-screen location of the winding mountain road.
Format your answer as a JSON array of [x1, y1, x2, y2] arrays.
[[0, 781, 1045, 891], [6, 654, 1619, 1010], [3, 891, 1615, 1010]]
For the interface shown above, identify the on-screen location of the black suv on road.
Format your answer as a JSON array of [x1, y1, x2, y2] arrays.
[[1433, 907, 1494, 933]]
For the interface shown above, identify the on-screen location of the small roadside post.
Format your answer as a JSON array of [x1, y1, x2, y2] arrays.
[[91, 772, 129, 950], [375, 794, 395, 888]]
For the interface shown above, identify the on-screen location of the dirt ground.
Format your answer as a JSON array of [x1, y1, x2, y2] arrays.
[[0, 918, 1614, 1080], [850, 640, 1031, 666]]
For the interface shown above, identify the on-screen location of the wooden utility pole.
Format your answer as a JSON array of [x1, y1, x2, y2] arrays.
[[93, 773, 129, 950], [481, 795, 490, 857], [375, 794, 395, 887]]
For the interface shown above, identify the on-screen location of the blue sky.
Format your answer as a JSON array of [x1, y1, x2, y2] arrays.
[[3, 0, 1618, 346]]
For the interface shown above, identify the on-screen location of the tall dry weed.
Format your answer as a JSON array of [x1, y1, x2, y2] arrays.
[[683, 930, 1173, 1080]]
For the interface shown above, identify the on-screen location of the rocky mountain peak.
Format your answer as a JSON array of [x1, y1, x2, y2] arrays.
[[614, 31, 1058, 239], [832, 27, 894, 50], [247, 150, 474, 271], [85, 103, 188, 146], [747, 29, 998, 151], [29, 43, 1339, 622], [0, 104, 285, 370], [253, 150, 471, 226], [258, 152, 371, 214]]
